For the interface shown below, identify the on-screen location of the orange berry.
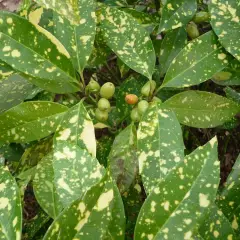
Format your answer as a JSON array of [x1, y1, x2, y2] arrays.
[[125, 94, 138, 105]]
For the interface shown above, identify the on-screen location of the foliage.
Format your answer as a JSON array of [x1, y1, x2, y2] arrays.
[[0, 0, 240, 239]]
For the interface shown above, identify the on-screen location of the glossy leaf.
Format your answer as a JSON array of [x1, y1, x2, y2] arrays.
[[209, 0, 240, 61], [134, 138, 220, 239], [0, 11, 80, 93], [163, 90, 240, 128], [0, 59, 14, 80], [138, 103, 185, 194], [161, 31, 232, 88], [100, 5, 155, 79], [0, 165, 22, 240], [159, 27, 187, 76], [0, 101, 68, 144], [43, 172, 125, 240], [109, 124, 138, 193], [158, 0, 197, 33]]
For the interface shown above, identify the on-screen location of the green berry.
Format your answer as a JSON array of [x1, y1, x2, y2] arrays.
[[141, 80, 156, 97], [212, 71, 232, 81], [186, 22, 200, 39], [152, 97, 162, 103], [95, 108, 108, 122], [130, 108, 141, 122], [97, 98, 111, 111], [86, 79, 100, 93], [138, 100, 149, 115], [100, 82, 115, 99], [193, 11, 210, 24]]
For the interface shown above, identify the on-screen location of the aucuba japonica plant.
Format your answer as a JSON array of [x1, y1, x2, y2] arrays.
[[0, 0, 240, 239]]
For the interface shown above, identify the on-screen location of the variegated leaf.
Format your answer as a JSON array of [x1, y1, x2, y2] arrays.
[[138, 103, 185, 194], [0, 59, 14, 80]]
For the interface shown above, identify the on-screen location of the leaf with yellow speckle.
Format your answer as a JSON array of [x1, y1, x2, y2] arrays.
[[100, 5, 155, 79], [209, 0, 240, 61], [43, 172, 125, 240], [161, 31, 232, 88], [163, 90, 240, 128], [0, 101, 68, 144], [0, 59, 14, 80], [158, 0, 197, 33], [0, 11, 80, 93], [137, 102, 185, 194], [134, 138, 220, 240], [0, 165, 22, 240]]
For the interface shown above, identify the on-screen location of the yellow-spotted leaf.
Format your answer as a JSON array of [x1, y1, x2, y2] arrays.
[[161, 31, 232, 88], [138, 103, 185, 194], [0, 59, 14, 80], [0, 11, 80, 93], [0, 165, 22, 240], [163, 91, 240, 128], [134, 138, 220, 239], [54, 102, 96, 157], [158, 0, 197, 33], [100, 5, 155, 79], [209, 0, 240, 61], [0, 101, 68, 144], [43, 172, 125, 239]]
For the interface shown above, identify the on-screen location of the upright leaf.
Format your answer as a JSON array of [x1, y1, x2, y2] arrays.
[[161, 31, 232, 88], [0, 101, 68, 144], [134, 138, 220, 239], [0, 166, 22, 240], [158, 0, 197, 33], [209, 0, 240, 61], [100, 5, 155, 79], [163, 90, 240, 128], [138, 103, 185, 194], [0, 11, 79, 93]]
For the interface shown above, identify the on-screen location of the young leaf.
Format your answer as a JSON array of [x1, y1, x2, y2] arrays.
[[134, 138, 220, 239], [100, 5, 156, 79], [0, 165, 22, 240], [0, 11, 80, 93], [209, 0, 240, 61], [108, 124, 138, 193], [0, 101, 68, 144], [159, 27, 187, 76], [161, 31, 232, 88], [163, 90, 240, 128], [158, 0, 197, 33], [138, 103, 185, 194], [43, 172, 125, 239]]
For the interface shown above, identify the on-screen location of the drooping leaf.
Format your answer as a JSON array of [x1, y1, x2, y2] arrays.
[[100, 5, 156, 79], [109, 124, 138, 193], [163, 90, 240, 128], [159, 27, 187, 76], [43, 172, 125, 240], [0, 59, 14, 80], [158, 0, 197, 33], [161, 31, 232, 88], [137, 103, 185, 194], [0, 101, 68, 144], [209, 0, 240, 61], [134, 138, 220, 239], [0, 11, 80, 93], [0, 165, 22, 240]]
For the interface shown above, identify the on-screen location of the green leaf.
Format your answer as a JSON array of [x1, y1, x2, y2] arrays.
[[0, 59, 14, 80], [225, 87, 240, 104], [159, 27, 187, 76], [138, 103, 185, 194], [163, 90, 240, 128], [198, 204, 236, 240], [158, 0, 197, 33], [0, 11, 80, 93], [161, 31, 232, 88], [43, 172, 125, 240], [34, 0, 81, 25], [54, 102, 96, 157], [134, 138, 220, 239], [0, 101, 68, 144], [209, 0, 240, 61], [0, 74, 39, 113], [0, 165, 22, 240], [100, 5, 156, 79], [109, 124, 138, 193]]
